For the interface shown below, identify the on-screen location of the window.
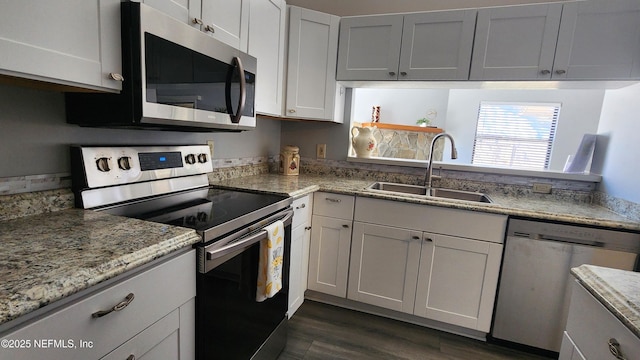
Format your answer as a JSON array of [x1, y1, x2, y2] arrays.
[[472, 102, 560, 170]]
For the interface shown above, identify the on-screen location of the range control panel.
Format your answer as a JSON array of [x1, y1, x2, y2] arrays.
[[77, 145, 213, 189]]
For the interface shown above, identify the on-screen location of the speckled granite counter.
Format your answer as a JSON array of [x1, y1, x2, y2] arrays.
[[211, 173, 640, 231], [571, 265, 640, 339], [0, 209, 200, 327]]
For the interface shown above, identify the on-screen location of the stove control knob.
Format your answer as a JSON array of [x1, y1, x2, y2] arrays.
[[197, 212, 208, 222], [185, 154, 196, 165], [186, 215, 197, 226], [96, 157, 111, 172], [118, 156, 132, 170], [197, 153, 208, 163]]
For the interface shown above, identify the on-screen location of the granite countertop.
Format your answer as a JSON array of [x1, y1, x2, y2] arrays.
[[571, 265, 640, 339], [211, 173, 640, 232], [0, 209, 201, 328]]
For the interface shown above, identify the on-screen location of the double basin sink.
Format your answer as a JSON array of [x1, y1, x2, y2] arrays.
[[366, 182, 493, 203]]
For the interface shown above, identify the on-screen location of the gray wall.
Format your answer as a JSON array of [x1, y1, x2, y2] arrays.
[[287, 0, 574, 16], [0, 83, 281, 177]]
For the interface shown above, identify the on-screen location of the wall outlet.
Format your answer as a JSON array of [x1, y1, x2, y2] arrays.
[[532, 183, 552, 194], [207, 140, 214, 158], [316, 144, 326, 159]]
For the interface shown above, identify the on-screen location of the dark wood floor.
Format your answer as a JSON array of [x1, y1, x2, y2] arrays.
[[279, 301, 553, 360]]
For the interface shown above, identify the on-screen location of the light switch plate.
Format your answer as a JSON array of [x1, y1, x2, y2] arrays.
[[207, 140, 214, 158], [317, 144, 326, 159]]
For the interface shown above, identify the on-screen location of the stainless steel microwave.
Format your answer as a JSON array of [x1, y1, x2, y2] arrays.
[[66, 2, 256, 131]]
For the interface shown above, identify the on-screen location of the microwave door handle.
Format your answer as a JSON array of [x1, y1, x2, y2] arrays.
[[231, 56, 246, 124]]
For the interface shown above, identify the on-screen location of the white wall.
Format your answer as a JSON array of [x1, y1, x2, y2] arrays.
[[287, 0, 574, 16], [594, 82, 640, 203], [443, 89, 605, 171], [351, 88, 449, 127]]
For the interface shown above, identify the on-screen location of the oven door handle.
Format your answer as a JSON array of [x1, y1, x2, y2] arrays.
[[206, 209, 293, 261]]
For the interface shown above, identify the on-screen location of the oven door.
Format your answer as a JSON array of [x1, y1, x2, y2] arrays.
[[196, 209, 293, 360]]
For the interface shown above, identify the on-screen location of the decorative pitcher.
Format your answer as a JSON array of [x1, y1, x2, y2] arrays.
[[351, 126, 376, 158]]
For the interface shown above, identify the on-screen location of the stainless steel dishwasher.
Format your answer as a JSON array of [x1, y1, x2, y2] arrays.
[[490, 218, 640, 355]]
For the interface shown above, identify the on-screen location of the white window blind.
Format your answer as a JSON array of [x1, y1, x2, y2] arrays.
[[472, 102, 560, 170]]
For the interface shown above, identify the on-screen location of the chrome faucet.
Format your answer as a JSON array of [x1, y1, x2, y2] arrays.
[[425, 133, 458, 188]]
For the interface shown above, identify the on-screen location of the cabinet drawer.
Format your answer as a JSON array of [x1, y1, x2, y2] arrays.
[[292, 195, 312, 229], [313, 192, 355, 220], [566, 281, 640, 360], [1, 250, 196, 360]]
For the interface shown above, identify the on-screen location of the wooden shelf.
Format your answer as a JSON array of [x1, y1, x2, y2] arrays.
[[360, 123, 443, 133]]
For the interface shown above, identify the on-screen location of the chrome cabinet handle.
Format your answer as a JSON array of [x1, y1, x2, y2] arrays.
[[342, 224, 349, 229], [92, 293, 135, 318], [325, 198, 341, 203], [608, 338, 626, 359], [288, 109, 296, 113], [109, 73, 124, 82], [388, 71, 396, 76], [555, 69, 566, 75], [425, 238, 433, 242], [540, 69, 551, 75], [296, 203, 306, 209], [305, 226, 311, 231], [127, 355, 136, 360], [192, 18, 203, 25], [411, 235, 420, 240], [204, 25, 215, 33], [400, 71, 407, 76]]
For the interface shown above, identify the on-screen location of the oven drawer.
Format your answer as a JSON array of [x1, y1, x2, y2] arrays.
[[1, 250, 195, 360], [292, 195, 312, 229], [313, 192, 355, 220]]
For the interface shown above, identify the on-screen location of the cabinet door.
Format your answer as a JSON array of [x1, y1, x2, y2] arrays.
[[398, 10, 476, 80], [553, 0, 640, 80], [201, 0, 249, 50], [470, 3, 563, 80], [307, 215, 352, 297], [336, 15, 404, 80], [142, 0, 202, 29], [285, 7, 340, 120], [289, 222, 311, 317], [347, 222, 421, 314], [0, 0, 122, 92], [248, 0, 287, 116], [414, 233, 502, 332]]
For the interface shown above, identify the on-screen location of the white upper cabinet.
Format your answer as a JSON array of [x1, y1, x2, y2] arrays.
[[553, 0, 640, 80], [0, 0, 122, 92], [201, 0, 250, 51], [143, 0, 249, 50], [337, 10, 477, 81], [248, 0, 287, 116], [337, 15, 404, 81], [285, 6, 342, 121], [399, 10, 477, 80], [471, 0, 640, 81], [142, 0, 202, 29], [470, 3, 563, 80]]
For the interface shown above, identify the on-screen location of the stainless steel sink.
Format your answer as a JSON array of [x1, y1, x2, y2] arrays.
[[366, 182, 493, 203]]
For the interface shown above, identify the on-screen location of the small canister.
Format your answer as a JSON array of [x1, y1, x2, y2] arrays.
[[279, 145, 300, 176]]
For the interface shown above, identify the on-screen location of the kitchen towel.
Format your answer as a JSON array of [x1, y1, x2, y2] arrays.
[[256, 220, 284, 302]]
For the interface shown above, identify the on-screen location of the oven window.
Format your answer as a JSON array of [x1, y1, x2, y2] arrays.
[[144, 33, 255, 117]]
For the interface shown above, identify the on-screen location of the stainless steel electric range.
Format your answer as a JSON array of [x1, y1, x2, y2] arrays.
[[71, 145, 292, 360]]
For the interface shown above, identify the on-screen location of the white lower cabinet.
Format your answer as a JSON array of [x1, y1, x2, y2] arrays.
[[348, 222, 421, 313], [350, 196, 507, 332], [559, 281, 640, 360], [0, 250, 196, 360], [307, 192, 355, 298], [288, 195, 313, 318], [414, 233, 502, 332]]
